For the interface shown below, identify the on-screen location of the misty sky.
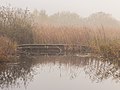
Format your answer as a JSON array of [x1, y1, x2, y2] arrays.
[[1, 0, 120, 20]]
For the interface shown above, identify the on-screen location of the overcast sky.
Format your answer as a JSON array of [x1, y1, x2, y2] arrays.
[[1, 0, 120, 20]]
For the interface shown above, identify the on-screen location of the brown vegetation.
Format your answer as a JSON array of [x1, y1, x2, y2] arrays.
[[0, 6, 120, 60], [33, 24, 120, 59], [0, 6, 34, 44], [0, 6, 34, 60], [0, 36, 16, 61]]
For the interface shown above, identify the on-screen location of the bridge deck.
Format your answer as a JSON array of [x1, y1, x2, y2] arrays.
[[18, 44, 81, 47], [17, 44, 91, 55]]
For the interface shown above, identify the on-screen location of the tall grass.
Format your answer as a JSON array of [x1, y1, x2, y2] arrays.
[[0, 6, 34, 44], [33, 25, 92, 45], [0, 6, 34, 60], [0, 6, 120, 60], [0, 36, 16, 61], [32, 24, 120, 58]]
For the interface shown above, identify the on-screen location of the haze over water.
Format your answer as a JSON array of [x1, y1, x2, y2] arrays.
[[0, 0, 120, 90]]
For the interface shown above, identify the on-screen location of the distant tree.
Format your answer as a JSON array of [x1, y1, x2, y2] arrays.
[[32, 10, 48, 24], [49, 12, 81, 26]]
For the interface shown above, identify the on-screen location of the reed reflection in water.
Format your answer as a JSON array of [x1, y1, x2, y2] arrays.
[[0, 55, 120, 90]]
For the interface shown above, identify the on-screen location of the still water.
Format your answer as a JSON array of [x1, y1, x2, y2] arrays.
[[0, 55, 120, 90]]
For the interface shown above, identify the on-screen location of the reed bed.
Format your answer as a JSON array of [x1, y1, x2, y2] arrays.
[[0, 6, 120, 60], [0, 36, 16, 61], [32, 24, 120, 59]]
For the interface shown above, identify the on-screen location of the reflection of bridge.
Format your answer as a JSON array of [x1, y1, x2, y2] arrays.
[[17, 44, 91, 55]]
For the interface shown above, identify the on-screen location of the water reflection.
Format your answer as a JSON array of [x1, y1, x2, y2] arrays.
[[0, 55, 120, 90], [0, 57, 34, 89]]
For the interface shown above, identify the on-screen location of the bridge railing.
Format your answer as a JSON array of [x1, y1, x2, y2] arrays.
[[17, 44, 92, 55]]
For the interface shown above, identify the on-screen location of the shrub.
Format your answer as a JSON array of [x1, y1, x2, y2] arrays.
[[0, 6, 34, 44], [0, 36, 16, 61]]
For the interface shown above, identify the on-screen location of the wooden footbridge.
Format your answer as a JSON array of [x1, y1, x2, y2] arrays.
[[17, 44, 91, 55]]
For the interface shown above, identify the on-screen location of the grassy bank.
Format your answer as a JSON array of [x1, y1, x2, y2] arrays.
[[0, 36, 16, 61]]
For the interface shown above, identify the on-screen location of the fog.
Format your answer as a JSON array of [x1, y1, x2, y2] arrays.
[[0, 0, 120, 20]]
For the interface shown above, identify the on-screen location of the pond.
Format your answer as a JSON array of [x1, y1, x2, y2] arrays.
[[0, 55, 120, 90]]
